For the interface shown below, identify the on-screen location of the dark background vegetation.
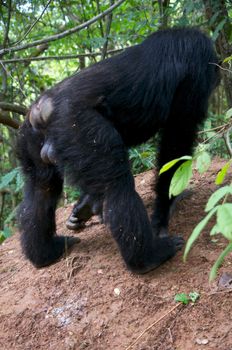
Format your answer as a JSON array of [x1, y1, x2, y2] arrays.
[[0, 0, 231, 241]]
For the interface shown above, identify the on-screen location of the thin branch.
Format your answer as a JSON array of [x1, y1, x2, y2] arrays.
[[14, 0, 52, 46], [0, 102, 27, 115], [0, 113, 21, 129], [95, 0, 105, 38], [101, 0, 114, 60], [198, 123, 230, 134], [209, 62, 232, 74], [1, 0, 11, 95], [0, 61, 27, 98], [0, 0, 126, 56], [1, 48, 124, 64], [125, 303, 182, 350]]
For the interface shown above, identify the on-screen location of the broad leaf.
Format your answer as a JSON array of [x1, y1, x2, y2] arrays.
[[184, 207, 218, 260], [217, 203, 232, 240], [225, 108, 232, 119], [169, 160, 192, 197], [0, 168, 18, 190], [206, 185, 232, 212], [196, 151, 211, 174], [215, 160, 232, 185], [159, 156, 192, 175], [210, 242, 232, 281]]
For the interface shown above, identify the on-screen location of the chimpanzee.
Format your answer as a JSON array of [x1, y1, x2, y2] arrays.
[[17, 27, 220, 273]]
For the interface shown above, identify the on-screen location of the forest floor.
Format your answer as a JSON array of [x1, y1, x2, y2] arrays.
[[1, 159, 232, 350]]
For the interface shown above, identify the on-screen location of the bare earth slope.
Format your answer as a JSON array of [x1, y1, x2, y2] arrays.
[[1, 159, 232, 350]]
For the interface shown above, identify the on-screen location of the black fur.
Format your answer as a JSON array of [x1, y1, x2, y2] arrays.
[[17, 28, 219, 272]]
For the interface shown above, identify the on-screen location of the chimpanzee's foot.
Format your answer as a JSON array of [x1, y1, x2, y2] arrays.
[[128, 236, 184, 274], [25, 235, 81, 268], [66, 214, 87, 230]]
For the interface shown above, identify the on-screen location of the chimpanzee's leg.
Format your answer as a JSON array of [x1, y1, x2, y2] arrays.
[[17, 122, 79, 267], [66, 193, 103, 230], [151, 96, 208, 237], [54, 110, 184, 273]]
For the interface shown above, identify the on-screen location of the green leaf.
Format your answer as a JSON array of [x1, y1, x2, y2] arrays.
[[210, 242, 232, 281], [217, 203, 232, 240], [0, 168, 18, 190], [174, 293, 189, 305], [206, 185, 232, 212], [159, 156, 192, 175], [169, 160, 192, 197], [225, 108, 232, 119], [189, 291, 200, 303], [212, 19, 227, 41], [0, 226, 13, 243], [223, 56, 232, 64], [16, 172, 24, 192], [210, 224, 220, 236], [196, 151, 211, 174], [215, 160, 232, 185], [184, 207, 218, 260]]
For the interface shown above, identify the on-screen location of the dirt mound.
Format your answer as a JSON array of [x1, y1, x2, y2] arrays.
[[1, 159, 232, 350]]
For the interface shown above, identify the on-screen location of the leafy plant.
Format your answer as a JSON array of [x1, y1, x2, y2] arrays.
[[0, 226, 13, 243], [160, 153, 232, 280], [174, 291, 200, 305], [0, 168, 24, 243], [0, 167, 24, 193], [184, 159, 232, 281], [129, 143, 156, 174]]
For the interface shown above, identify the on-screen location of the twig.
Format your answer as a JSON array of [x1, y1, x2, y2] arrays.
[[0, 0, 126, 56], [125, 303, 181, 350], [101, 0, 114, 60], [0, 113, 21, 129], [223, 125, 232, 157], [0, 61, 27, 98], [1, 48, 124, 64], [198, 123, 230, 134], [201, 122, 232, 145], [168, 327, 173, 344], [0, 102, 27, 115], [209, 62, 232, 74], [14, 0, 52, 46]]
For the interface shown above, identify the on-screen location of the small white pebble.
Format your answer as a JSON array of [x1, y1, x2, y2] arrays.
[[114, 288, 121, 296], [196, 338, 209, 345]]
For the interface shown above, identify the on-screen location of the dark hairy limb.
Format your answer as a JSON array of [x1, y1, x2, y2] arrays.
[[17, 122, 80, 267], [66, 193, 103, 230], [53, 109, 184, 273]]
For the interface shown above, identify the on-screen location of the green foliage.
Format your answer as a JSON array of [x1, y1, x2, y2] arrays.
[[174, 291, 200, 305], [215, 160, 232, 185], [225, 108, 232, 119], [159, 156, 192, 175], [0, 168, 23, 242], [184, 181, 232, 281], [161, 147, 232, 280], [169, 160, 193, 198], [0, 168, 23, 193], [129, 143, 155, 174], [63, 186, 81, 204], [196, 151, 211, 174], [0, 226, 12, 244]]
